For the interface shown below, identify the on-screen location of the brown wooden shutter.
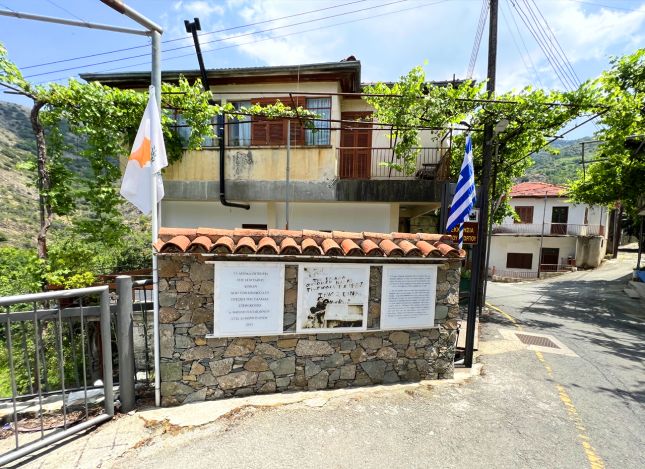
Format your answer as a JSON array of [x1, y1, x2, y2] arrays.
[[506, 253, 533, 269], [514, 206, 534, 224]]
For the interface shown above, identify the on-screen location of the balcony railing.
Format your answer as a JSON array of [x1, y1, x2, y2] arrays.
[[337, 147, 447, 180], [492, 223, 605, 236], [488, 264, 574, 280]]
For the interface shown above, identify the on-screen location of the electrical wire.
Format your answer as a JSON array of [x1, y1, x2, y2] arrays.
[[505, 0, 544, 88], [22, 0, 406, 77], [466, 0, 489, 79], [499, 1, 538, 87], [20, 0, 372, 70], [34, 0, 450, 82]]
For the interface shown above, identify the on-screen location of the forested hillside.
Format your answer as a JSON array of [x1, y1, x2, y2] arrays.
[[0, 101, 40, 247], [521, 137, 599, 185]]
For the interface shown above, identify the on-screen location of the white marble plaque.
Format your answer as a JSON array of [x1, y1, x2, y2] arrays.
[[213, 262, 284, 337], [380, 265, 437, 330], [297, 264, 369, 334]]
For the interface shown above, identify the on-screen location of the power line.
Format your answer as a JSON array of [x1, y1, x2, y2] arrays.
[[509, 0, 577, 90], [504, 0, 544, 88], [34, 0, 450, 82], [560, 0, 644, 12], [467, 0, 489, 79], [20, 0, 374, 73], [499, 0, 538, 87]]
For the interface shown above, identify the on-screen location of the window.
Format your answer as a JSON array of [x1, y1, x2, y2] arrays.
[[305, 97, 331, 145], [506, 253, 533, 269], [172, 111, 218, 148], [229, 101, 251, 147], [249, 96, 331, 146], [514, 206, 534, 224], [242, 224, 268, 230]]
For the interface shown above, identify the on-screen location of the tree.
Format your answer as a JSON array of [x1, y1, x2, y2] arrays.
[[0, 42, 313, 264], [568, 49, 645, 219], [363, 65, 599, 223]]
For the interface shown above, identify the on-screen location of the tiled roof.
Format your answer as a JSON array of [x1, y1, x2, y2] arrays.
[[510, 182, 565, 198], [154, 228, 465, 259]]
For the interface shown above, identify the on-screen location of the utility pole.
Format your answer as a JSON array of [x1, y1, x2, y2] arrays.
[[464, 0, 498, 368]]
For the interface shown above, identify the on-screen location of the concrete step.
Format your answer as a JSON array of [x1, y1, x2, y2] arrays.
[[627, 280, 645, 299], [624, 286, 641, 299]]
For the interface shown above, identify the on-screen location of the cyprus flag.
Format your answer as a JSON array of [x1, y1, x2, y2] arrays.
[[120, 86, 168, 214]]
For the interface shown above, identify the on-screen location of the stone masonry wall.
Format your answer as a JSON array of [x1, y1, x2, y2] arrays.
[[158, 255, 461, 406]]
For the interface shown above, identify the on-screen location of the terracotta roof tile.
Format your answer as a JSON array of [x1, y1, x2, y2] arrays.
[[161, 235, 191, 253], [188, 235, 213, 253], [301, 238, 323, 255], [212, 236, 234, 254], [510, 182, 565, 198], [418, 233, 452, 243], [397, 239, 421, 257], [234, 236, 256, 254], [332, 230, 363, 240], [321, 238, 343, 256], [154, 227, 465, 259], [340, 239, 364, 256], [379, 239, 403, 257], [257, 237, 279, 254], [433, 241, 460, 258], [302, 229, 333, 241], [417, 240, 440, 257], [360, 239, 384, 257], [280, 237, 301, 255], [159, 228, 196, 242]]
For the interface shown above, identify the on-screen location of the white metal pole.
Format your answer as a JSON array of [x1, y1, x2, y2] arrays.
[[151, 30, 162, 407]]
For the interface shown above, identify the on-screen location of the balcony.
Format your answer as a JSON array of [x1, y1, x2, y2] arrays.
[[492, 223, 605, 237], [337, 147, 449, 180]]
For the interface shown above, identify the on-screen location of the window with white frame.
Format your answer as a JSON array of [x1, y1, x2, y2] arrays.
[[305, 97, 331, 146], [228, 101, 251, 147]]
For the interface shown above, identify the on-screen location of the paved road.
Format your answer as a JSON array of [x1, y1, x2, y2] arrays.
[[10, 254, 644, 469], [486, 252, 645, 469]]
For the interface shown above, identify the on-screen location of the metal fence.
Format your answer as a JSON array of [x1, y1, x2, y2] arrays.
[[0, 276, 153, 466], [492, 223, 605, 236], [0, 286, 113, 466], [488, 264, 574, 280]]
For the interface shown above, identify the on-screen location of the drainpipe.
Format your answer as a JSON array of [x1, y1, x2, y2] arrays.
[[185, 17, 249, 210]]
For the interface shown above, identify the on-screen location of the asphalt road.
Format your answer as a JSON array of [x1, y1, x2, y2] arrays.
[[12, 253, 644, 469]]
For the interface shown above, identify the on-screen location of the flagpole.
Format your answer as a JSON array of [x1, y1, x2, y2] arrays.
[[151, 30, 162, 407]]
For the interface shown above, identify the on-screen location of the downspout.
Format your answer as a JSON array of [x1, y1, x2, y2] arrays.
[[185, 17, 249, 210]]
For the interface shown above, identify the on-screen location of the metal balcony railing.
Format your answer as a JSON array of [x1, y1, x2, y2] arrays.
[[337, 147, 447, 180], [491, 223, 605, 236], [488, 264, 574, 280]]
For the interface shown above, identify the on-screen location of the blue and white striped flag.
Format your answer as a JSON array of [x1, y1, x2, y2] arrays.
[[446, 135, 476, 248]]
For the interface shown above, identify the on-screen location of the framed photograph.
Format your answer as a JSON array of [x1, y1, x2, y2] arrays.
[[297, 264, 369, 334], [212, 262, 285, 337]]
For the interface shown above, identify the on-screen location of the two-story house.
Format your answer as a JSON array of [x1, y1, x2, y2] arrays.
[[488, 182, 609, 279], [81, 58, 452, 234]]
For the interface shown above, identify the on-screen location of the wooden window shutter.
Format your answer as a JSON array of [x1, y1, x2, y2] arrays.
[[506, 253, 533, 269], [514, 206, 534, 224]]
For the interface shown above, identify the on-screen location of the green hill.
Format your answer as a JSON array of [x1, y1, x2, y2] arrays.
[[520, 137, 599, 185], [0, 101, 40, 247]]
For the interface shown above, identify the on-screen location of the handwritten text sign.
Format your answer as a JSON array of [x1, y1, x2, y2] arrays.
[[297, 264, 369, 334], [213, 263, 284, 337]]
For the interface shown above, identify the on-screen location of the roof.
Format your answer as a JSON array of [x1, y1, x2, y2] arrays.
[[81, 60, 362, 93], [510, 182, 566, 198], [154, 227, 465, 259]]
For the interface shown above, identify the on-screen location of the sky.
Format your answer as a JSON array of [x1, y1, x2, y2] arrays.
[[1, 0, 644, 138]]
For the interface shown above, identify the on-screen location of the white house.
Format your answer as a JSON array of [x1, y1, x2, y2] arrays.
[[488, 182, 609, 279]]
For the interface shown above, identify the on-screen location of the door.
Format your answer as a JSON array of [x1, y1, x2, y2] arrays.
[[540, 247, 559, 272], [550, 206, 569, 234], [339, 112, 372, 179]]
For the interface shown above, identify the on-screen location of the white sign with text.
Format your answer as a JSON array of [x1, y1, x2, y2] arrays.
[[380, 265, 437, 330], [213, 262, 285, 337]]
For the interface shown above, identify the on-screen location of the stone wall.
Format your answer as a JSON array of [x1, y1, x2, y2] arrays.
[[157, 255, 461, 406]]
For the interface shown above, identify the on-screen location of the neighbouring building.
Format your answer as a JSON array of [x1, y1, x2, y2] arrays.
[[488, 182, 609, 280], [81, 58, 456, 234]]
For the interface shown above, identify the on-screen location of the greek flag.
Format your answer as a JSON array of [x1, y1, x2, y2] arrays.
[[446, 135, 476, 248]]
